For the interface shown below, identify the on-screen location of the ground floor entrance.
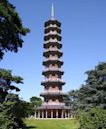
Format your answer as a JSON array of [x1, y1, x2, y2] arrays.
[[35, 109, 71, 118]]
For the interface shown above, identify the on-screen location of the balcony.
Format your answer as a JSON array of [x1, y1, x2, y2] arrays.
[[44, 57, 59, 61], [45, 31, 60, 36], [44, 48, 61, 52], [41, 78, 65, 86], [45, 27, 61, 34], [40, 91, 67, 97], [42, 102, 65, 106], [45, 67, 61, 71], [45, 24, 60, 29], [43, 48, 63, 58], [45, 39, 61, 44], [42, 68, 64, 75], [44, 78, 64, 82], [43, 90, 62, 93]]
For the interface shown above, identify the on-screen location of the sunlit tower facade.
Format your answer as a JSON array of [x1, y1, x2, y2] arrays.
[[36, 4, 70, 118]]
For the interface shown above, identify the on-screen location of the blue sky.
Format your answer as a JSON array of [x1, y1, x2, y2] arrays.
[[0, 0, 106, 101]]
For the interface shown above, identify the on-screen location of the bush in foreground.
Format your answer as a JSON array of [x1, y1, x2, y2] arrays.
[[79, 108, 106, 129]]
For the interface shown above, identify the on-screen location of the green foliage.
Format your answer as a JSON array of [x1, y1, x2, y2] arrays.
[[0, 69, 25, 129], [0, 0, 30, 128], [68, 62, 106, 111], [16, 96, 43, 118], [30, 96, 42, 107], [68, 90, 80, 111], [20, 100, 33, 118], [0, 0, 30, 59], [68, 63, 106, 128], [79, 108, 106, 129], [26, 96, 42, 116], [0, 94, 26, 129], [0, 68, 23, 102]]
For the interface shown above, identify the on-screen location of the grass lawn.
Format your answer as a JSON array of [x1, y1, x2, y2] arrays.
[[24, 119, 79, 129]]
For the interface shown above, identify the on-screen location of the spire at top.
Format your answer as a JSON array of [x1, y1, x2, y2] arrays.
[[51, 3, 55, 20]]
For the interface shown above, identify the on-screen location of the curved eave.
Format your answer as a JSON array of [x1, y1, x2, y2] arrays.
[[41, 81, 65, 86], [45, 20, 61, 27], [44, 34, 62, 41], [45, 27, 61, 34], [40, 92, 67, 97], [43, 60, 63, 66], [44, 42, 62, 49], [43, 50, 63, 58], [42, 70, 64, 75]]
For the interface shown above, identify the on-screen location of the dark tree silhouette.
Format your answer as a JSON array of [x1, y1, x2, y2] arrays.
[[0, 0, 30, 60]]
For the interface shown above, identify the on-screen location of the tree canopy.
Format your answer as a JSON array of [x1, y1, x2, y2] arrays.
[[0, 0, 30, 60], [29, 96, 42, 116], [0, 69, 25, 129], [79, 108, 106, 129], [0, 68, 23, 102], [0, 0, 30, 128], [68, 62, 106, 111], [68, 62, 106, 129]]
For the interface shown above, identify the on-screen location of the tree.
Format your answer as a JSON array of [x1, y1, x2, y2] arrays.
[[0, 0, 30, 128], [30, 96, 42, 107], [0, 69, 26, 129], [68, 62, 106, 111], [0, 0, 30, 60], [17, 100, 31, 118], [67, 63, 106, 128], [68, 90, 80, 112], [18, 96, 43, 118], [0, 94, 27, 129], [29, 96, 42, 116], [79, 108, 106, 129], [0, 68, 23, 102]]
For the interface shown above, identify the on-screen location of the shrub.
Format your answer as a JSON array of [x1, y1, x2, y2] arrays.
[[79, 108, 106, 129]]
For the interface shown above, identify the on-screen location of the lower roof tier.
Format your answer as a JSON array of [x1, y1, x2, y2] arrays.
[[45, 27, 61, 34], [42, 70, 64, 76], [41, 80, 65, 86], [44, 42, 62, 49], [40, 92, 67, 97], [43, 50, 63, 58], [43, 60, 63, 66], [44, 34, 62, 41], [37, 105, 70, 110]]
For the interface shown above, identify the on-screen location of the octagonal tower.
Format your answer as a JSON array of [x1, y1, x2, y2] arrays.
[[36, 4, 70, 118]]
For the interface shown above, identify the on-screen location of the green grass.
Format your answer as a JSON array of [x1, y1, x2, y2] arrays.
[[24, 119, 79, 129]]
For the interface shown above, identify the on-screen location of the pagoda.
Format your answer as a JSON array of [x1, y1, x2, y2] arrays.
[[36, 4, 70, 118]]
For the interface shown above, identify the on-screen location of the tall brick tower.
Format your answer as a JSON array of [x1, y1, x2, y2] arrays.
[[36, 4, 70, 118]]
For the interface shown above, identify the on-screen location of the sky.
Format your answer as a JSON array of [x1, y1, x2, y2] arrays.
[[0, 0, 106, 101]]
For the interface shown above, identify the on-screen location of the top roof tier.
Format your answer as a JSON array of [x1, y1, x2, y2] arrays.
[[45, 20, 61, 28]]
